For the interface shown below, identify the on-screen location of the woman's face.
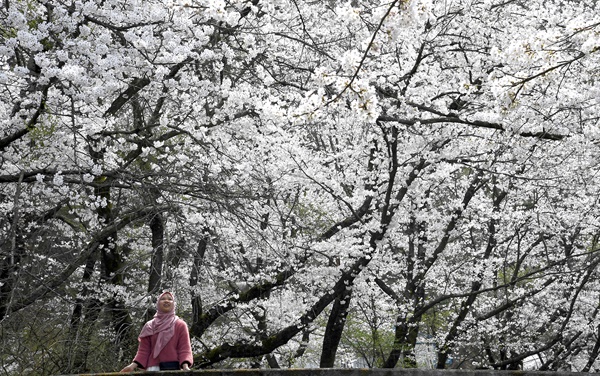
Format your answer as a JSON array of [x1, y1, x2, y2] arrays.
[[158, 293, 174, 313]]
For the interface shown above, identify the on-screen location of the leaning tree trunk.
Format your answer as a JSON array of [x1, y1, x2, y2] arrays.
[[320, 289, 353, 367]]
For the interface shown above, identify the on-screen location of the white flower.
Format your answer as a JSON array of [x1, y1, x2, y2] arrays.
[[340, 49, 361, 73], [79, 25, 91, 37], [581, 36, 599, 54], [53, 173, 64, 186], [91, 164, 103, 176], [13, 66, 29, 77], [83, 173, 94, 183], [16, 30, 42, 51]]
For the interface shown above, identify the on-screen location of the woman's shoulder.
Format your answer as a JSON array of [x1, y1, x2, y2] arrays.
[[174, 317, 190, 335]]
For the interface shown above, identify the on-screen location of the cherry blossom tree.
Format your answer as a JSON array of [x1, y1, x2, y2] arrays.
[[1, 0, 599, 374]]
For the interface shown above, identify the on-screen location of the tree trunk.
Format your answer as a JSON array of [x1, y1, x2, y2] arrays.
[[148, 212, 165, 294], [582, 325, 600, 372], [144, 211, 165, 322], [383, 317, 420, 368], [320, 289, 353, 367]]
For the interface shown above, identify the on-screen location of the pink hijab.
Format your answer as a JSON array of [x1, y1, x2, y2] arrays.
[[139, 291, 179, 358]]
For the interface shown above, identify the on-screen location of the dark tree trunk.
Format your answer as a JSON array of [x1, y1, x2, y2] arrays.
[[144, 212, 165, 322], [582, 325, 600, 372], [320, 289, 353, 367], [168, 238, 186, 269], [383, 317, 419, 368], [148, 212, 165, 294]]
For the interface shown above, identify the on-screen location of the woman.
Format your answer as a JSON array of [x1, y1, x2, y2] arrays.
[[120, 291, 193, 372]]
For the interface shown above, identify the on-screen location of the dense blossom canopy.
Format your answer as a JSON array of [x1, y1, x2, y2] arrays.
[[1, 0, 599, 374]]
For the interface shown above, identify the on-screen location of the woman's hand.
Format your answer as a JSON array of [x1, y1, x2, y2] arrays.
[[120, 362, 138, 372], [182, 363, 190, 370]]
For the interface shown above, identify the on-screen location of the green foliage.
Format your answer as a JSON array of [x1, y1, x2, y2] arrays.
[[0, 27, 17, 40], [0, 306, 80, 375], [340, 313, 395, 368], [27, 117, 56, 146], [294, 200, 334, 235]]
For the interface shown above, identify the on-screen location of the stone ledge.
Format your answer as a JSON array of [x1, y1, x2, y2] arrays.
[[58, 368, 588, 376]]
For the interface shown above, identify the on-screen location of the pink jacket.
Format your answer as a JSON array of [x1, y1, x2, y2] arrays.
[[133, 318, 193, 369]]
